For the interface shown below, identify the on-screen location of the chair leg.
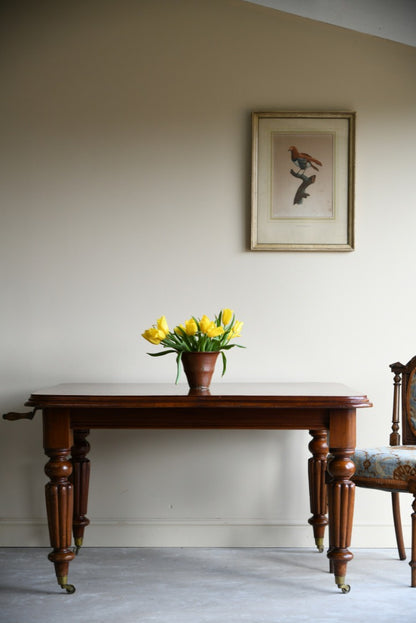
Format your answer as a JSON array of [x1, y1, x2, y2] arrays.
[[392, 492, 406, 560], [411, 495, 416, 587]]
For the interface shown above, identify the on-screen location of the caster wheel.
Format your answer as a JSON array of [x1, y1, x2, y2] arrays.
[[339, 584, 350, 594], [61, 583, 76, 594]]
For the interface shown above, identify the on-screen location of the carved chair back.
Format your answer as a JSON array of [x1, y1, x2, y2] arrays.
[[390, 356, 416, 447]]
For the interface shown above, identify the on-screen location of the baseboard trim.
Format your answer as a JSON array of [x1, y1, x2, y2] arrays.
[[0, 517, 411, 548]]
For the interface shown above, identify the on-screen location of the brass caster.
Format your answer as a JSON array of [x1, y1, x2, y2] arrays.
[[315, 537, 324, 553], [74, 537, 83, 555], [61, 583, 76, 594], [339, 584, 351, 594], [57, 576, 76, 594], [335, 575, 350, 593]]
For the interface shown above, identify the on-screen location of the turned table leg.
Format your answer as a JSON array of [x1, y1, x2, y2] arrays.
[[409, 488, 416, 587], [326, 409, 356, 593], [43, 409, 76, 593], [308, 429, 328, 553], [71, 429, 91, 553]]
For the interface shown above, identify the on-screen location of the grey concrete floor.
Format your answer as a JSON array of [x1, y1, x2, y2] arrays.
[[0, 547, 415, 623]]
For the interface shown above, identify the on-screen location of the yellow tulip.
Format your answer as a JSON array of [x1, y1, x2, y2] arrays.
[[221, 308, 233, 326], [174, 324, 185, 335], [185, 318, 197, 336], [199, 315, 211, 333], [206, 325, 225, 338], [157, 316, 169, 338], [142, 328, 165, 345], [228, 320, 243, 339]]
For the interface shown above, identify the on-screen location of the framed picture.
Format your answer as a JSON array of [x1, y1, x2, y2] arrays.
[[251, 111, 355, 251]]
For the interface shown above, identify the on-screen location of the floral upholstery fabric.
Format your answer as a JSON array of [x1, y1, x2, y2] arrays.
[[352, 446, 416, 482]]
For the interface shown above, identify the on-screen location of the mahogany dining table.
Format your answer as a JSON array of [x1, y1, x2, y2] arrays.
[[4, 382, 372, 594]]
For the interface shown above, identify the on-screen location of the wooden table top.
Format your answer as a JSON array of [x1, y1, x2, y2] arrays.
[[26, 382, 372, 409]]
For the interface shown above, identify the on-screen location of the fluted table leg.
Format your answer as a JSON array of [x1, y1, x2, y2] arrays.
[[308, 429, 328, 552], [327, 408, 356, 593], [43, 409, 76, 593], [409, 487, 416, 586], [71, 429, 91, 553]]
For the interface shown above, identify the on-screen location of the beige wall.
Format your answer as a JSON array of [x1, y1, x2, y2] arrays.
[[1, 0, 416, 548]]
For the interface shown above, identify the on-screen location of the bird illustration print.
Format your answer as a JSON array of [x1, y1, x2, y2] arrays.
[[288, 145, 323, 205]]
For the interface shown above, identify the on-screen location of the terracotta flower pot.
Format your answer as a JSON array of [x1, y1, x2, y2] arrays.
[[181, 352, 219, 392]]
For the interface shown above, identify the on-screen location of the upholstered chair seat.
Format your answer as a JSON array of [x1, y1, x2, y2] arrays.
[[352, 446, 416, 490]]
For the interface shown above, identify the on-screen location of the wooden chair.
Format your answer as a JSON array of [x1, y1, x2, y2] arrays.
[[352, 356, 416, 586]]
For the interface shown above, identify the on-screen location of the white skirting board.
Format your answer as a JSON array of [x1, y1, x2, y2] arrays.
[[0, 518, 411, 549]]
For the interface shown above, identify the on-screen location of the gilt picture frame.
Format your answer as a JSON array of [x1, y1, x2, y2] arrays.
[[251, 111, 355, 251]]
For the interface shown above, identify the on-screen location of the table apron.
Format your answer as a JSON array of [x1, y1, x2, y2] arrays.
[[66, 406, 332, 429]]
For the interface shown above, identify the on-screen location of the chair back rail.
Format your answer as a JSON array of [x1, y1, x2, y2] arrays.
[[389, 362, 404, 446], [391, 356, 416, 446]]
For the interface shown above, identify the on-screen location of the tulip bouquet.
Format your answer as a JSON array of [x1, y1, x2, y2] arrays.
[[142, 309, 244, 383]]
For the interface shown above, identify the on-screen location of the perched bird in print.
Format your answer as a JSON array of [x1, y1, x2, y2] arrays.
[[288, 146, 322, 173]]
